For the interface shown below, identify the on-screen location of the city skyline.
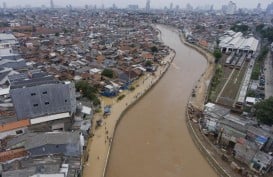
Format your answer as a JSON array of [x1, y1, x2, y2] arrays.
[[0, 0, 272, 9]]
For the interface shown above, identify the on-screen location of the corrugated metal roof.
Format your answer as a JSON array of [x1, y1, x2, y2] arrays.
[[11, 83, 76, 120]]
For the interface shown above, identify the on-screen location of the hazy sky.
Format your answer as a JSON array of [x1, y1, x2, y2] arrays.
[[0, 0, 272, 9]]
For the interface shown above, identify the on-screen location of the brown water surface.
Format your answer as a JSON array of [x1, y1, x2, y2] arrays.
[[105, 25, 217, 177]]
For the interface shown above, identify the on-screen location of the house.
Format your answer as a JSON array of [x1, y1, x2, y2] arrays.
[[0, 68, 19, 85], [216, 114, 252, 146], [202, 103, 230, 133], [142, 53, 154, 60], [0, 148, 27, 162], [9, 70, 76, 122], [0, 59, 27, 70], [246, 126, 270, 148], [250, 151, 273, 174], [0, 48, 19, 60], [0, 119, 30, 139], [234, 139, 258, 165], [102, 84, 119, 97], [1, 155, 81, 177], [0, 33, 18, 48], [7, 131, 84, 157]]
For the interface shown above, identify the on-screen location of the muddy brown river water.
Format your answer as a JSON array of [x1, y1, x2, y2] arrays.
[[105, 25, 217, 177]]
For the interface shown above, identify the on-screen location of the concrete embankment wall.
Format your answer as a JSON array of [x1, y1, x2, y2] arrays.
[[180, 33, 232, 177], [185, 107, 231, 177]]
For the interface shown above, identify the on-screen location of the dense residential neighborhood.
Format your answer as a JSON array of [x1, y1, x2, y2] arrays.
[[0, 1, 273, 177]]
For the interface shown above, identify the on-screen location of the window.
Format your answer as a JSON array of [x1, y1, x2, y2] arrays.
[[31, 93, 36, 96], [45, 102, 49, 105], [33, 104, 38, 107], [16, 130, 23, 135], [65, 99, 67, 103], [42, 91, 47, 94]]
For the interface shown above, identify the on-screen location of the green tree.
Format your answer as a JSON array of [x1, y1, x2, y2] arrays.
[[254, 97, 273, 125], [151, 46, 158, 53], [230, 24, 249, 33], [55, 32, 60, 37], [145, 60, 153, 67], [213, 49, 222, 63], [256, 24, 265, 32], [101, 68, 114, 78], [63, 28, 69, 34], [75, 81, 100, 106]]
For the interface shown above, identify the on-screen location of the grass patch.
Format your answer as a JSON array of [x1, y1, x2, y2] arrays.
[[251, 46, 269, 80], [129, 86, 135, 91], [218, 63, 247, 106], [251, 61, 261, 80], [208, 64, 223, 101], [117, 94, 126, 101]]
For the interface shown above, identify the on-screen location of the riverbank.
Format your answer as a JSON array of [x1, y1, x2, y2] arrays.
[[82, 44, 176, 177], [106, 25, 217, 177], [178, 33, 215, 110], [179, 33, 240, 177]]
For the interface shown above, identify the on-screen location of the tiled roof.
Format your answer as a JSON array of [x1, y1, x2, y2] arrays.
[[0, 119, 30, 132]]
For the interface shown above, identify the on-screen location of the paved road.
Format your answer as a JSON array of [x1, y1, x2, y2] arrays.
[[264, 52, 273, 99]]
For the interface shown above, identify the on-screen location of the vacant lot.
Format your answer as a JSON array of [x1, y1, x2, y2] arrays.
[[217, 62, 248, 107]]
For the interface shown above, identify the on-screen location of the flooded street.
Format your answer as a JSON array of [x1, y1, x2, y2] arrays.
[[105, 26, 217, 177]]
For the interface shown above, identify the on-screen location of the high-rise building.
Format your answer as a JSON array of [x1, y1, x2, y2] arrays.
[[112, 3, 117, 9], [146, 0, 150, 12], [186, 3, 193, 11], [170, 2, 173, 10], [175, 5, 179, 11], [266, 2, 273, 14], [50, 0, 54, 9], [222, 1, 236, 14], [210, 5, 214, 11], [3, 2, 6, 9], [254, 3, 262, 13], [257, 3, 261, 9]]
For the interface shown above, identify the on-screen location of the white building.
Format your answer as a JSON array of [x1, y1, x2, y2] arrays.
[[226, 1, 237, 15], [0, 33, 18, 48], [219, 31, 259, 55]]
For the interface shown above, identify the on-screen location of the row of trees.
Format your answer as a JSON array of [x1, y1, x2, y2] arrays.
[[213, 49, 222, 63], [256, 24, 273, 42], [230, 24, 249, 34]]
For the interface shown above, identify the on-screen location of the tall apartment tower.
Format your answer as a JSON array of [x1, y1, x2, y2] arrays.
[[50, 0, 54, 9], [3, 2, 6, 9], [226, 1, 236, 15], [146, 0, 150, 12]]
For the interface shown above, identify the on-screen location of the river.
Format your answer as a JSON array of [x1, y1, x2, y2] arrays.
[[105, 25, 217, 177]]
